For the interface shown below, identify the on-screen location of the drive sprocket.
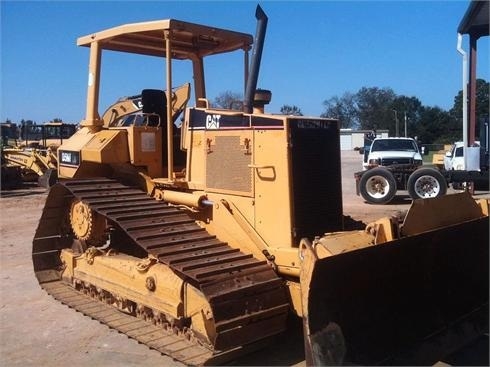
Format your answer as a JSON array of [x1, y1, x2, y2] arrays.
[[69, 199, 106, 244]]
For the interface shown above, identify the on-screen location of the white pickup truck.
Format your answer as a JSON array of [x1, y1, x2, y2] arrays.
[[362, 137, 423, 170], [356, 137, 447, 204]]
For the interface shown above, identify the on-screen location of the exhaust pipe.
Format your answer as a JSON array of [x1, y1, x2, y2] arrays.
[[244, 5, 268, 114]]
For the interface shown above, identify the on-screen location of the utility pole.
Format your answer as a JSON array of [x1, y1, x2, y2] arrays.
[[392, 109, 399, 137], [404, 111, 407, 137]]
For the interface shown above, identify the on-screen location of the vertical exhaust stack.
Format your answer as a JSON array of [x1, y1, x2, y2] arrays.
[[244, 5, 268, 114]]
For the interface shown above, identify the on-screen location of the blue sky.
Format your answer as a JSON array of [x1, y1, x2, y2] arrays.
[[1, 1, 488, 124]]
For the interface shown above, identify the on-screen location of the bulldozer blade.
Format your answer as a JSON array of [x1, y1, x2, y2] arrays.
[[37, 168, 57, 188], [301, 215, 488, 365]]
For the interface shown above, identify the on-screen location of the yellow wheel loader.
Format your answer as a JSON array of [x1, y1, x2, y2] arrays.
[[2, 147, 58, 187], [32, 6, 488, 365], [1, 122, 76, 188], [18, 122, 77, 150]]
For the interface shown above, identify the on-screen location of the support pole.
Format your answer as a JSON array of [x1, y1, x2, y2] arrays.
[[456, 33, 468, 170], [404, 111, 407, 138], [165, 31, 174, 181], [81, 41, 103, 129], [468, 35, 477, 146]]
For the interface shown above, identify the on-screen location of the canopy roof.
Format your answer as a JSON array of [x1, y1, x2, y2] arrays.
[[457, 0, 489, 38], [77, 19, 254, 59]]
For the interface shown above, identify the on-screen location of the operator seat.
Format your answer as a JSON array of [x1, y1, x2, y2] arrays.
[[141, 89, 172, 172], [141, 89, 167, 127]]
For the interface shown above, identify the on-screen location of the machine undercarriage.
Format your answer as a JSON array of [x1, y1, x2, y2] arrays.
[[33, 178, 290, 365]]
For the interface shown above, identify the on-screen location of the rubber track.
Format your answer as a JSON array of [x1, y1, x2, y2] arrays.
[[33, 178, 290, 365]]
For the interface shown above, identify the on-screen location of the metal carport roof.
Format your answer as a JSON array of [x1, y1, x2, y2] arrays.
[[458, 0, 489, 38]]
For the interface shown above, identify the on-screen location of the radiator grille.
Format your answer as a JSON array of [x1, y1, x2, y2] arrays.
[[381, 157, 413, 166], [290, 120, 343, 242]]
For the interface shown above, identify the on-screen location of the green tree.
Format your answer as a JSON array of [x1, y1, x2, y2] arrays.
[[321, 87, 397, 131], [355, 87, 397, 133], [321, 85, 484, 143], [213, 91, 243, 110], [390, 95, 423, 138], [450, 78, 489, 119], [321, 92, 358, 128], [450, 78, 489, 140], [416, 106, 459, 144], [280, 104, 303, 116]]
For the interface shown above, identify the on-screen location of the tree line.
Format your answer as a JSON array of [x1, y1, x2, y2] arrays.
[[321, 79, 488, 145], [4, 79, 488, 146], [2, 118, 66, 126], [214, 78, 489, 145]]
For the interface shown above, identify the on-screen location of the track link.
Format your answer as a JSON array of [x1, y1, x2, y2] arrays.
[[32, 178, 290, 365]]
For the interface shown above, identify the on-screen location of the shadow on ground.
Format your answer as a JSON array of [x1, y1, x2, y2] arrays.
[[0, 183, 46, 198], [232, 316, 305, 366]]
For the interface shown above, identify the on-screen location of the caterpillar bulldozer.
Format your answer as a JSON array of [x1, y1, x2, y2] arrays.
[[32, 6, 489, 365]]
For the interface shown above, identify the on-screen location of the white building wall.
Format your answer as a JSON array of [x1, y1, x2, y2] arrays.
[[340, 129, 389, 150], [340, 134, 352, 150]]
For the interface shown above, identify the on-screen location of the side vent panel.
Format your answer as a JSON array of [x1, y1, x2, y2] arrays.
[[206, 135, 253, 195]]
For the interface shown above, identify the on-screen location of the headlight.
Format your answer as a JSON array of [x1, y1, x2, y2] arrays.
[[59, 150, 80, 166], [368, 158, 380, 166], [414, 159, 423, 166]]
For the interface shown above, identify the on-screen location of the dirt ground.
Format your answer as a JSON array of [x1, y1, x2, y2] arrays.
[[0, 151, 488, 366]]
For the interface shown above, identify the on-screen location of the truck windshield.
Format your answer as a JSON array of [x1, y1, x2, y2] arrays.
[[371, 139, 417, 152]]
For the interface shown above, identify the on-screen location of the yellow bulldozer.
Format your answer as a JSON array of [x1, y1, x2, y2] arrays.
[[32, 6, 488, 365]]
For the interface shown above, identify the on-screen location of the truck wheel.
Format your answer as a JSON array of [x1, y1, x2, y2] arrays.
[[407, 168, 447, 200], [359, 167, 397, 204]]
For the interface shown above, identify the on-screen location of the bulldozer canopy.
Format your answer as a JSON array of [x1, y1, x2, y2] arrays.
[[77, 19, 254, 59]]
